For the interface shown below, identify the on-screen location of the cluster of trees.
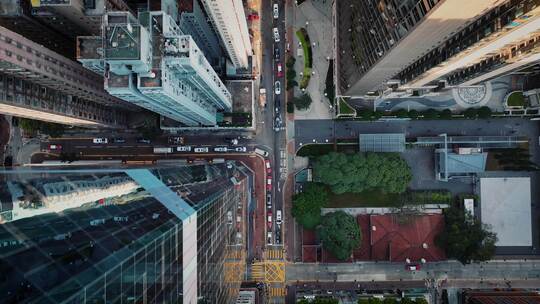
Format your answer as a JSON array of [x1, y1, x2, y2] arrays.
[[291, 183, 328, 229], [318, 211, 361, 261], [357, 106, 493, 121], [286, 56, 298, 90], [19, 118, 65, 138], [313, 152, 412, 194], [493, 148, 539, 171], [294, 94, 313, 110], [435, 205, 497, 264], [358, 298, 428, 304], [297, 298, 338, 304]]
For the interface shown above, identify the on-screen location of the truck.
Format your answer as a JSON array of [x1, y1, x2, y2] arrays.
[[254, 148, 269, 157], [153, 147, 173, 154], [259, 88, 267, 108]]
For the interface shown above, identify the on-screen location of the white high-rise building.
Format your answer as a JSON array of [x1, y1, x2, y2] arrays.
[[200, 0, 252, 69]]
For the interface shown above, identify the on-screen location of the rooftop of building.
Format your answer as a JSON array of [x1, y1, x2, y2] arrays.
[[480, 177, 532, 247], [437, 150, 488, 174], [226, 80, 253, 113], [76, 36, 102, 60]]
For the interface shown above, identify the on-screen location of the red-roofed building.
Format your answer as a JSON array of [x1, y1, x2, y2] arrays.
[[369, 214, 446, 262]]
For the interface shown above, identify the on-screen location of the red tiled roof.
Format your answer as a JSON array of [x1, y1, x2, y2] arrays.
[[302, 246, 318, 263], [369, 214, 446, 262], [302, 228, 317, 245]]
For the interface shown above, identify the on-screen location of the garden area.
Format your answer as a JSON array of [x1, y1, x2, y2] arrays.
[[505, 91, 526, 107], [354, 106, 494, 121], [296, 28, 313, 89], [338, 97, 355, 116]]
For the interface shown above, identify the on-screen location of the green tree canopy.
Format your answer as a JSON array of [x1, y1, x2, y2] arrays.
[[318, 211, 361, 261], [422, 109, 439, 120], [477, 106, 492, 119], [298, 298, 338, 304], [463, 108, 478, 119], [439, 109, 452, 120], [435, 205, 497, 264], [394, 109, 408, 118], [292, 183, 329, 229], [408, 110, 419, 119], [313, 152, 412, 194], [294, 94, 313, 110]]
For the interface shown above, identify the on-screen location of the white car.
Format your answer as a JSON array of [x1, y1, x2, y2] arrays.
[[267, 231, 273, 244], [93, 138, 108, 144], [274, 81, 281, 95], [235, 147, 247, 152], [177, 146, 192, 152], [273, 27, 280, 42], [276, 210, 282, 225], [194, 147, 209, 153], [273, 3, 279, 19], [214, 146, 228, 152]]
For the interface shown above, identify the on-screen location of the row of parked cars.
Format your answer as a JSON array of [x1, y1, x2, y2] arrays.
[[176, 146, 248, 153]]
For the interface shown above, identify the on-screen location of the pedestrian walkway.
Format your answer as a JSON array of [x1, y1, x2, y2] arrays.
[[264, 248, 286, 260]]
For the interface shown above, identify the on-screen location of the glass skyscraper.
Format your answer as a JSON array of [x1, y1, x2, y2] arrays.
[[0, 162, 250, 303]]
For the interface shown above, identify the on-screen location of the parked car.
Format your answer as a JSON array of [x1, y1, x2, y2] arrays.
[[276, 210, 282, 225], [265, 159, 271, 174], [405, 264, 421, 271], [275, 229, 281, 244], [177, 146, 192, 152], [276, 63, 283, 77], [274, 47, 280, 61], [273, 3, 279, 19], [137, 138, 151, 144], [274, 81, 281, 95], [266, 193, 272, 207], [234, 146, 247, 152], [194, 147, 209, 153], [266, 176, 272, 191], [227, 211, 233, 224], [267, 232, 273, 244], [273, 27, 280, 42], [267, 212, 273, 229], [113, 138, 126, 143], [255, 148, 269, 157], [214, 146, 228, 152], [92, 138, 108, 144], [48, 144, 62, 151]]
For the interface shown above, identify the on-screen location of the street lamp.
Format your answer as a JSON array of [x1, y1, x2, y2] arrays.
[[312, 139, 316, 142]]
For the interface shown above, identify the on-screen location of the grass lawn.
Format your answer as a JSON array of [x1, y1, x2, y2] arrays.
[[296, 28, 312, 89], [297, 144, 334, 157], [339, 98, 355, 115], [507, 91, 525, 107], [327, 190, 401, 208]]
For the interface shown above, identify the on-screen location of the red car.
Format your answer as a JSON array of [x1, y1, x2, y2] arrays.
[[266, 176, 272, 191], [265, 159, 272, 174], [48, 144, 62, 151], [405, 264, 421, 271], [267, 211, 273, 229], [276, 63, 283, 77]]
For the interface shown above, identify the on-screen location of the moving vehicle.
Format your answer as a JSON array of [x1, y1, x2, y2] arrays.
[[177, 146, 192, 152], [266, 176, 272, 191], [48, 144, 62, 151], [137, 138, 151, 144], [214, 146, 228, 152], [276, 210, 282, 225], [276, 63, 283, 77], [267, 232, 273, 244], [113, 138, 126, 143], [153, 147, 173, 154], [225, 137, 239, 145], [267, 212, 273, 229], [92, 138, 108, 144], [265, 159, 271, 174], [405, 264, 421, 271], [274, 47, 280, 61], [275, 226, 281, 244], [273, 3, 279, 19], [227, 211, 233, 224], [234, 147, 247, 152], [273, 27, 280, 42], [255, 148, 269, 157], [266, 193, 272, 207], [194, 147, 209, 153], [274, 81, 281, 95]]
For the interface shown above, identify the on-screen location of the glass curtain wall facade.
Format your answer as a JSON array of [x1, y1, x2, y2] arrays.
[[0, 163, 248, 304]]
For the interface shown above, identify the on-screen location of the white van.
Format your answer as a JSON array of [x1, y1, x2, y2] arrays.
[[276, 210, 282, 225], [254, 148, 269, 157]]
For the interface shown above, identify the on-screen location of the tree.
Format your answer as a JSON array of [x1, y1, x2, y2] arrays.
[[463, 108, 478, 119], [435, 205, 497, 264], [287, 102, 295, 113], [318, 211, 361, 261], [414, 298, 428, 304], [394, 109, 408, 118], [298, 298, 338, 304], [357, 110, 372, 120], [439, 109, 452, 120], [422, 108, 439, 120], [400, 299, 415, 304], [382, 298, 397, 304], [291, 183, 328, 229], [287, 79, 299, 89], [477, 106, 492, 119], [286, 56, 296, 68], [294, 94, 312, 110], [40, 122, 65, 138], [19, 118, 41, 133], [313, 152, 412, 194], [408, 110, 419, 119]]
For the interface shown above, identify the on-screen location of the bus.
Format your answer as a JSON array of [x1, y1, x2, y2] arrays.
[[153, 147, 173, 154]]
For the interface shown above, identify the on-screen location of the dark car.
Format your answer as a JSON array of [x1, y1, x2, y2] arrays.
[[113, 138, 126, 143], [275, 227, 281, 244], [137, 138, 151, 144], [274, 47, 280, 61]]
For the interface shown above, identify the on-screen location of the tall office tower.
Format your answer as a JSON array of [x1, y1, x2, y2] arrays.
[[400, 0, 540, 87], [30, 0, 132, 38], [77, 11, 232, 127], [0, 25, 131, 127], [200, 0, 252, 69], [336, 0, 506, 96], [0, 162, 251, 303], [0, 0, 74, 58], [179, 0, 223, 67]]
